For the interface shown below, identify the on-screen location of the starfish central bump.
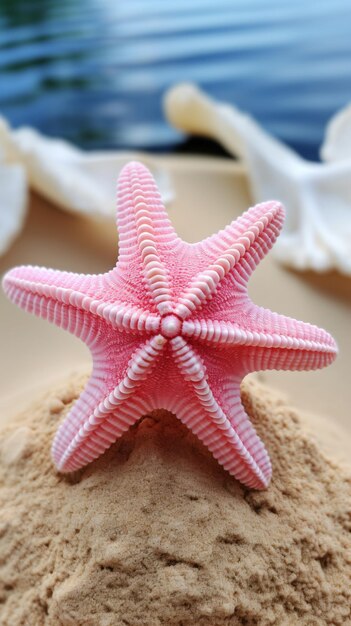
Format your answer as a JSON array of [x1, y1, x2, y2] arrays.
[[2, 161, 337, 490], [160, 314, 182, 338]]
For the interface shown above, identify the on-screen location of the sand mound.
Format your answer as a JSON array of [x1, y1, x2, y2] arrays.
[[0, 374, 350, 626]]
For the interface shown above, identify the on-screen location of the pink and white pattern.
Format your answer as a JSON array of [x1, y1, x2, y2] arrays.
[[2, 162, 337, 489]]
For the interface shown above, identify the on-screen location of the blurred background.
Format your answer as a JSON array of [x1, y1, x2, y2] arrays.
[[1, 0, 351, 160]]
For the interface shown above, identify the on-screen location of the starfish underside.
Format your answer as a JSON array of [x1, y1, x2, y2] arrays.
[[2, 162, 337, 489]]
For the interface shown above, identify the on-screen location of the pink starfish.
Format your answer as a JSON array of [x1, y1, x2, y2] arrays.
[[2, 162, 337, 489]]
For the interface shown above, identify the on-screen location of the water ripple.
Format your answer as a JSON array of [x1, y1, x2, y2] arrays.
[[0, 0, 350, 160]]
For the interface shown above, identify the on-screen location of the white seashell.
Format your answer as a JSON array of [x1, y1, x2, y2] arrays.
[[0, 117, 173, 255], [0, 154, 27, 255], [321, 102, 351, 163], [164, 83, 351, 275]]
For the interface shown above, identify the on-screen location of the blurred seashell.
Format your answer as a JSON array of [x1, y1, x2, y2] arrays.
[[0, 117, 173, 255], [321, 102, 351, 163], [0, 156, 26, 255], [164, 83, 351, 275]]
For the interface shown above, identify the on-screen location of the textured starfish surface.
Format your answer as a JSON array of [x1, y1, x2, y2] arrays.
[[2, 162, 337, 489]]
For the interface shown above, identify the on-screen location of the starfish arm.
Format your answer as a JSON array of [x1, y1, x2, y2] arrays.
[[52, 334, 167, 472], [116, 161, 183, 314], [238, 304, 337, 372], [182, 312, 337, 371], [170, 336, 271, 489], [2, 265, 108, 298], [238, 342, 335, 373], [174, 202, 284, 319], [2, 265, 105, 347], [196, 200, 284, 266], [2, 266, 160, 337]]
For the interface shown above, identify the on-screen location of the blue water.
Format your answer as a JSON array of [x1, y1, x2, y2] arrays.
[[1, 0, 351, 160]]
